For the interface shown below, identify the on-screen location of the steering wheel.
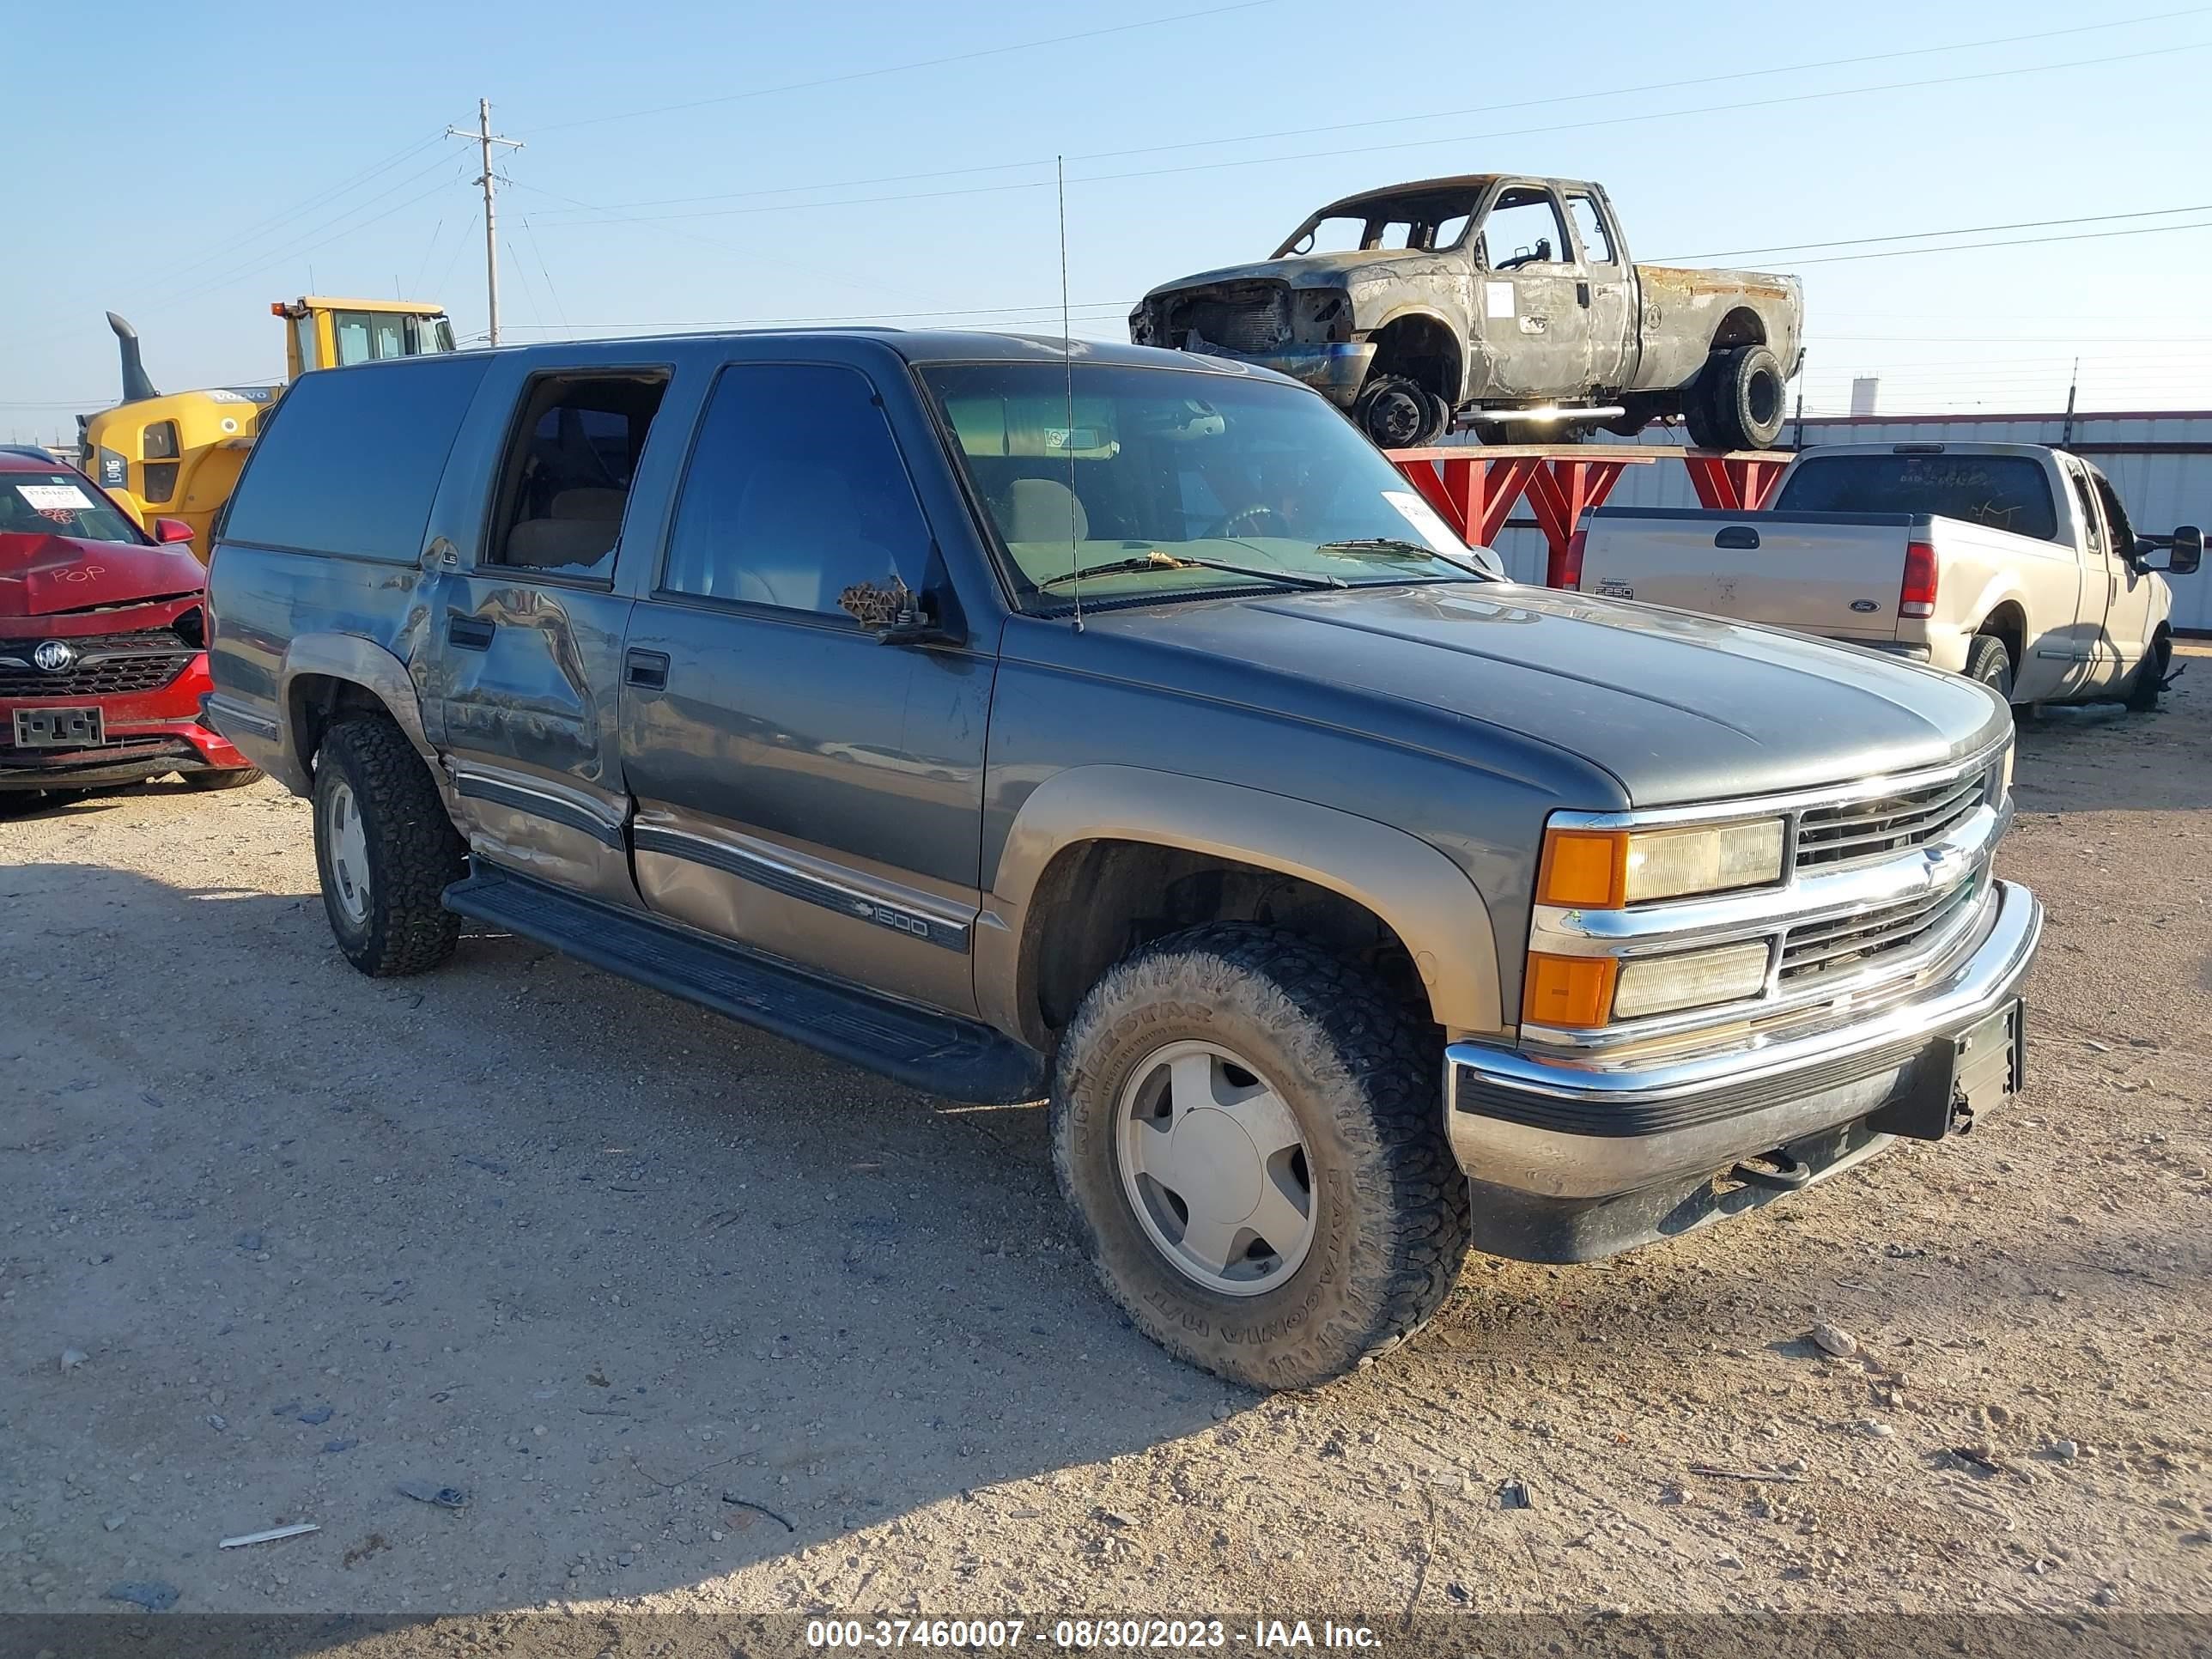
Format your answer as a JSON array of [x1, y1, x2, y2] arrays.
[[1210, 503, 1293, 539]]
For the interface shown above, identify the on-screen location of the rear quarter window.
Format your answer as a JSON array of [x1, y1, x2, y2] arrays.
[[1776, 453, 2059, 543], [223, 355, 494, 561]]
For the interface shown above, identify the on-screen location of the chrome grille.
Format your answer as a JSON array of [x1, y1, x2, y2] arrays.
[[1795, 768, 1989, 871], [0, 628, 195, 699], [1779, 879, 1981, 986]]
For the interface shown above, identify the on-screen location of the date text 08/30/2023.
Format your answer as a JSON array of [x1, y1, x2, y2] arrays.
[[805, 1619, 1383, 1650]]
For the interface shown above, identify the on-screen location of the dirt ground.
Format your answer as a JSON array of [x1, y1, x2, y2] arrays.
[[3, 647, 2209, 1631]]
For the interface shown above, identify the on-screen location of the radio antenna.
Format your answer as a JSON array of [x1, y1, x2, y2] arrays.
[[1058, 155, 1083, 634]]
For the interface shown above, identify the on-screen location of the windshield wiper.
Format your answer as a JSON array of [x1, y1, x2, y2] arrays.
[[1314, 538, 1486, 573], [1036, 550, 1345, 592]]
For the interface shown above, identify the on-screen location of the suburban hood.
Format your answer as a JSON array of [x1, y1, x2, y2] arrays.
[[0, 532, 204, 622], [1073, 584, 2010, 807], [1141, 248, 1436, 298]]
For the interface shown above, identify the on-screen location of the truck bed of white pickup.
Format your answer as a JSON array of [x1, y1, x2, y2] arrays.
[[1571, 441, 2199, 710]]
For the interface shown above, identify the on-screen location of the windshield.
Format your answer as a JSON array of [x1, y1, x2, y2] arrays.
[[1279, 193, 1478, 256], [0, 470, 144, 544], [331, 310, 459, 367], [923, 362, 1496, 610], [1777, 453, 2060, 543]]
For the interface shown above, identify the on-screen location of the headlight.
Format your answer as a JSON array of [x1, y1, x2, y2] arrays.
[[1539, 817, 1787, 908], [143, 420, 179, 460], [1612, 939, 1771, 1019]]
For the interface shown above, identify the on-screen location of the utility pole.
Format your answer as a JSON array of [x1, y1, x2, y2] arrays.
[[447, 100, 522, 344]]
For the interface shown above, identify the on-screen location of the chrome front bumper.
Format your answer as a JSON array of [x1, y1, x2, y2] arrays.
[[1444, 878, 2042, 1201]]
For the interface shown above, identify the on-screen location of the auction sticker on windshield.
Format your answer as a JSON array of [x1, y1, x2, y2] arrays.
[[15, 483, 96, 514], [1382, 489, 1467, 555]]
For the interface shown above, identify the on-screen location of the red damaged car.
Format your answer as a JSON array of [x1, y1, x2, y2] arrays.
[[1, 451, 258, 799]]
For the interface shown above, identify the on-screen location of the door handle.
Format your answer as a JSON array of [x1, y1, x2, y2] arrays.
[[1714, 526, 1761, 550], [624, 648, 670, 690], [1577, 281, 1591, 307], [447, 616, 495, 651]]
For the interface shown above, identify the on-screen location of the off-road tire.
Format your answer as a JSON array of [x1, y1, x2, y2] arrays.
[[182, 766, 264, 791], [1966, 633, 2015, 703], [2125, 632, 2172, 713], [1050, 922, 1471, 1389], [1354, 374, 1443, 449], [1701, 344, 1788, 451], [312, 716, 465, 977]]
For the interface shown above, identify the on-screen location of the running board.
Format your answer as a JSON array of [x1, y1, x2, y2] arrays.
[[442, 866, 1046, 1105]]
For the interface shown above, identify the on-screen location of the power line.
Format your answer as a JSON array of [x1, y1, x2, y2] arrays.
[[520, 34, 2212, 229], [524, 5, 2212, 220], [1783, 216, 2212, 266], [1666, 202, 2212, 262], [517, 0, 1282, 136]]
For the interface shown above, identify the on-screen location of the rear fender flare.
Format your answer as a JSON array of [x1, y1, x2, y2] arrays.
[[272, 633, 441, 798], [977, 764, 1504, 1042]]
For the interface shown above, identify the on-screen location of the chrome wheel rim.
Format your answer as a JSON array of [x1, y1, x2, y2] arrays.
[[323, 780, 371, 927], [1115, 1039, 1317, 1297]]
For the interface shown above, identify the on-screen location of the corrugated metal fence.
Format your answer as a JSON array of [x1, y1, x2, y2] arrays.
[[1473, 410, 2212, 633]]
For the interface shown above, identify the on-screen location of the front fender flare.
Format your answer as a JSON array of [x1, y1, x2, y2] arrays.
[[977, 765, 1504, 1042]]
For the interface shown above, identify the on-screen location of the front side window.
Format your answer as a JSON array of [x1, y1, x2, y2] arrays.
[[661, 363, 933, 620], [0, 470, 143, 544], [1480, 187, 1571, 270], [2087, 467, 2137, 560], [331, 311, 374, 367], [922, 362, 1494, 611]]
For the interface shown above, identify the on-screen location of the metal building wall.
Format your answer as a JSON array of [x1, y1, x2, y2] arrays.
[[1474, 410, 2212, 632]]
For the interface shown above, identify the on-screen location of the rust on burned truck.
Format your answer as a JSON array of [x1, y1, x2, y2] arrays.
[[1130, 173, 1803, 451]]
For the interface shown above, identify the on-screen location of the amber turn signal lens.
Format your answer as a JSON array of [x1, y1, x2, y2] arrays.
[[1522, 952, 1618, 1029], [1536, 829, 1627, 909]]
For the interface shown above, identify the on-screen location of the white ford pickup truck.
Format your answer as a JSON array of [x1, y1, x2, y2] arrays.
[[1572, 441, 2202, 709]]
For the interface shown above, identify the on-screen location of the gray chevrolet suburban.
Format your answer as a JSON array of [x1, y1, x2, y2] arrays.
[[204, 331, 2040, 1389]]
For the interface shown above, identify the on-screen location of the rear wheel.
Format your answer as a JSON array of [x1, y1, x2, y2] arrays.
[[1049, 922, 1471, 1389], [1696, 345, 1788, 451], [1966, 633, 2015, 702], [312, 716, 466, 976], [2125, 632, 2172, 712]]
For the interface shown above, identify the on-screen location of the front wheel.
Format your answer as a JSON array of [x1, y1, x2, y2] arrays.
[[312, 716, 466, 976], [182, 766, 264, 792], [1050, 923, 1471, 1389], [2125, 633, 2172, 712], [1353, 374, 1444, 449]]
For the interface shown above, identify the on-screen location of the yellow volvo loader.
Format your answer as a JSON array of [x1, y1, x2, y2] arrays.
[[81, 297, 457, 552]]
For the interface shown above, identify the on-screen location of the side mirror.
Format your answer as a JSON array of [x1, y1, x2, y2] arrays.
[[2172, 525, 2203, 575], [152, 517, 194, 544]]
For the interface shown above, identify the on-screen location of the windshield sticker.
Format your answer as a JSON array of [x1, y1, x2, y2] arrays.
[[1382, 489, 1463, 554], [1485, 282, 1516, 319], [16, 483, 95, 516]]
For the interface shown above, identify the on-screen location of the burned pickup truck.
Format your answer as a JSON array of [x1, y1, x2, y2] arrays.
[[1133, 173, 1803, 451]]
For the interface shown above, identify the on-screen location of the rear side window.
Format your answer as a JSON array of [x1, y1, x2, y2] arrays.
[[485, 372, 670, 581], [659, 362, 933, 621], [224, 355, 493, 561], [1776, 453, 2060, 543]]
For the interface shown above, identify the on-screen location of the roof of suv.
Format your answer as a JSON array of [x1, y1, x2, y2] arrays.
[[382, 330, 1279, 381], [0, 447, 77, 474]]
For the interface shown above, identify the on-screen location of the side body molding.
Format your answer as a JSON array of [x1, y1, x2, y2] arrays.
[[261, 633, 443, 800], [977, 765, 1504, 1042]]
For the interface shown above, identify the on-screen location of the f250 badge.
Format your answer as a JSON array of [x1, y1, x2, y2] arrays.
[[1595, 578, 1634, 599]]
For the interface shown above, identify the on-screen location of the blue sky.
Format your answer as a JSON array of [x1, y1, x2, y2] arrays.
[[6, 0, 2212, 441]]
